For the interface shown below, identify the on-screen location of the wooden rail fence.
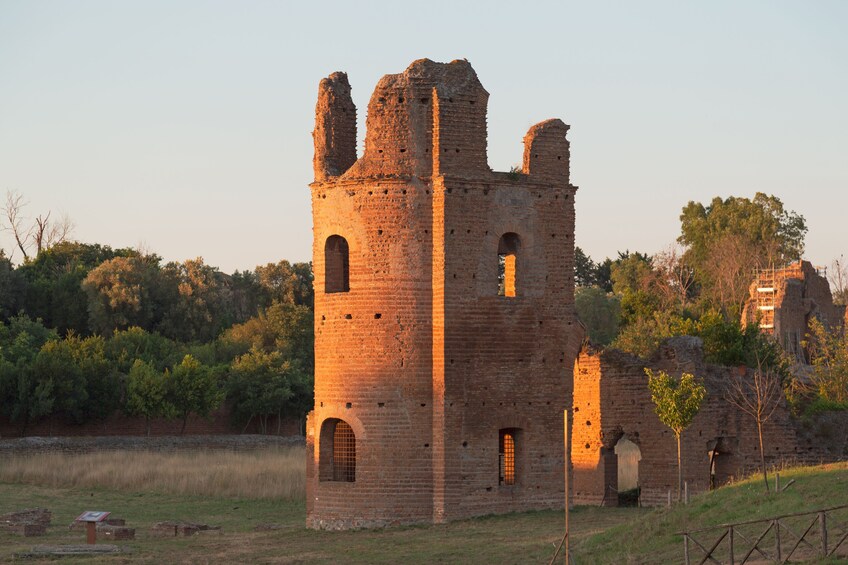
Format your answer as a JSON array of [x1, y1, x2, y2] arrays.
[[680, 504, 848, 564]]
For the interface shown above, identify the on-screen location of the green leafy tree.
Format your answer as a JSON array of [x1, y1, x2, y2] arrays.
[[104, 326, 183, 373], [228, 347, 311, 434], [804, 318, 848, 406], [595, 257, 613, 293], [678, 193, 807, 316], [0, 316, 59, 434], [612, 312, 697, 359], [166, 355, 225, 434], [574, 287, 620, 346], [255, 260, 314, 309], [574, 247, 597, 288], [646, 369, 707, 501], [697, 310, 788, 373], [0, 250, 25, 321], [0, 358, 54, 435], [30, 339, 87, 424], [161, 258, 234, 343], [17, 242, 136, 335], [221, 301, 314, 372], [229, 270, 265, 324], [125, 359, 175, 436], [82, 254, 169, 334], [31, 334, 121, 425], [74, 334, 122, 422]]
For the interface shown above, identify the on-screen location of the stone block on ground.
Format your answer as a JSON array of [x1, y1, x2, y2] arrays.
[[7, 522, 47, 536], [1, 507, 52, 527], [98, 525, 135, 540], [151, 521, 220, 537], [1, 507, 51, 536]]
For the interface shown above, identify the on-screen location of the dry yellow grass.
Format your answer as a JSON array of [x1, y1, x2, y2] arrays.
[[0, 446, 305, 500]]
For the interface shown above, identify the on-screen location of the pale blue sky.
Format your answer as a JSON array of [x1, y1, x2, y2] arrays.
[[1, 1, 846, 273]]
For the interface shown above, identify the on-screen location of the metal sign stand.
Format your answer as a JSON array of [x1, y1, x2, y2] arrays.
[[74, 510, 111, 545]]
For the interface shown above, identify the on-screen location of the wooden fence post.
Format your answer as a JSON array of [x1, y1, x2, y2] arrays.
[[729, 526, 734, 565], [679, 504, 846, 565]]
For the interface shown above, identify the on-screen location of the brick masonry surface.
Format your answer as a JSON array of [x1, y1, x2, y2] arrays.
[[572, 337, 847, 507], [306, 59, 583, 529]]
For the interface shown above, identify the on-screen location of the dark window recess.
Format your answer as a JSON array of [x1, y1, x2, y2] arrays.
[[325, 235, 350, 293]]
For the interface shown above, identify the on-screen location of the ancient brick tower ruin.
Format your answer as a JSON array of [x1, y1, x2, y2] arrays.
[[305, 59, 583, 529]]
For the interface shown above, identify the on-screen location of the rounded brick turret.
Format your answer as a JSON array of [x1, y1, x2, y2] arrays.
[[306, 59, 584, 529]]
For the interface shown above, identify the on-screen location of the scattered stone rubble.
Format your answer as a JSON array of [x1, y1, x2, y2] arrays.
[[16, 544, 126, 558], [150, 521, 221, 537], [1, 507, 51, 537]]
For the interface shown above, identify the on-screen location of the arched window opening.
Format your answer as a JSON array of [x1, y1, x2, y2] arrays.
[[319, 418, 356, 482], [325, 235, 349, 293], [499, 428, 520, 486], [708, 437, 737, 490], [497, 233, 520, 297], [333, 420, 356, 482], [614, 437, 641, 506]]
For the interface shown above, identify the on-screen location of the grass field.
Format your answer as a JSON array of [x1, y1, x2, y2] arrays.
[[0, 448, 305, 500], [1, 450, 846, 564]]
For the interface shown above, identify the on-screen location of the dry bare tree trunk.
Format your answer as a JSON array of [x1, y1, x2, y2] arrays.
[[829, 255, 847, 305], [757, 419, 769, 492], [4, 191, 31, 261], [2, 190, 74, 261], [725, 357, 782, 493]]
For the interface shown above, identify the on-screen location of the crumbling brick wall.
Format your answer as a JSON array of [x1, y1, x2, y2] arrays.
[[572, 338, 806, 507], [742, 261, 846, 359], [306, 59, 583, 529]]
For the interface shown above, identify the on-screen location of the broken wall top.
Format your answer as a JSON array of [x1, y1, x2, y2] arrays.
[[312, 59, 571, 184]]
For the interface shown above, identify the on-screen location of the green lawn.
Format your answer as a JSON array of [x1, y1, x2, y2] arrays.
[[579, 462, 848, 564], [2, 461, 846, 564], [0, 483, 642, 564]]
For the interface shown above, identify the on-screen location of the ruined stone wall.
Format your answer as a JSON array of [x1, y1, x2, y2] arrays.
[[572, 339, 805, 507], [306, 59, 582, 529], [772, 261, 846, 355], [743, 261, 846, 356], [437, 174, 580, 521]]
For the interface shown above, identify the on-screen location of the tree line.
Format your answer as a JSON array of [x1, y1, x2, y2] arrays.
[[0, 235, 314, 436]]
